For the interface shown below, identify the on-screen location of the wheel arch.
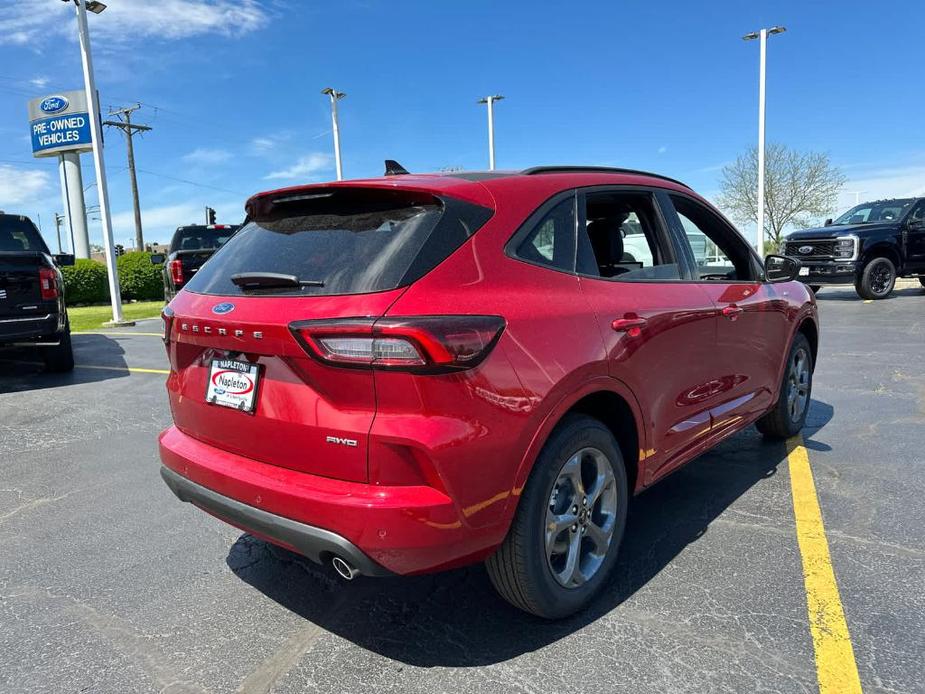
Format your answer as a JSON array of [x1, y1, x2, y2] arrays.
[[861, 241, 901, 268], [797, 316, 818, 371]]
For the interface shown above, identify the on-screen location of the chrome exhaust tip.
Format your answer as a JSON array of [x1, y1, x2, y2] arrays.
[[331, 555, 360, 580]]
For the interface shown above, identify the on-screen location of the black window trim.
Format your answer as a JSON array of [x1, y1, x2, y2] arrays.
[[658, 189, 768, 284]]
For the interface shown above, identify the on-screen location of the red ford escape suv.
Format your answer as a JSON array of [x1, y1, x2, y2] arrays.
[[159, 166, 818, 618]]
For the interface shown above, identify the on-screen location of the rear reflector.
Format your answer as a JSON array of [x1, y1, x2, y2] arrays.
[[291, 316, 505, 373], [168, 259, 184, 285], [38, 267, 58, 300]]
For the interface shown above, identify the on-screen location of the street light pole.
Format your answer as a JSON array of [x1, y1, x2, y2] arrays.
[[743, 26, 785, 258], [72, 0, 129, 325], [477, 95, 504, 170], [321, 88, 346, 181]]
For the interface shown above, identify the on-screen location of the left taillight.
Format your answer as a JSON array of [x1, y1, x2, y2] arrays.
[[290, 315, 506, 373], [39, 267, 59, 300], [161, 306, 174, 347]]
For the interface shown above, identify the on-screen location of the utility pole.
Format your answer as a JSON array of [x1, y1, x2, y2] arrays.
[[54, 213, 66, 253], [103, 104, 151, 251]]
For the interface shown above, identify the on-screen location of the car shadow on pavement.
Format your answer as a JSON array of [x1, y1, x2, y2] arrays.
[[228, 399, 834, 668], [0, 334, 130, 394]]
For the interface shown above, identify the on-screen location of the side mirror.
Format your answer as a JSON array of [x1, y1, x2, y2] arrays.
[[53, 253, 75, 267], [150, 253, 166, 265], [824, 218, 833, 226], [765, 254, 800, 283], [908, 219, 925, 232]]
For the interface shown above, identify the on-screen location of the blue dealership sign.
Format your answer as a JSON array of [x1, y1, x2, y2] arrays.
[[27, 89, 94, 158]]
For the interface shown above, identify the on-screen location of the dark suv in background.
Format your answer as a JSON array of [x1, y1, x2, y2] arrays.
[[162, 224, 240, 301], [783, 197, 925, 299], [0, 212, 74, 371]]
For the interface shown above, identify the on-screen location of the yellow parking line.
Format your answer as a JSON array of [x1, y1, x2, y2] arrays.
[[76, 331, 164, 337], [863, 300, 873, 304], [787, 435, 863, 694], [77, 364, 169, 375]]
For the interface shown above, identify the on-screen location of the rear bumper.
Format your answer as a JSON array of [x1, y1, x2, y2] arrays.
[[160, 465, 392, 576], [158, 425, 494, 575], [0, 313, 59, 343]]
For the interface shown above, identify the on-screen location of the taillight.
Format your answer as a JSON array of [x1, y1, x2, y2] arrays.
[[39, 267, 59, 300], [168, 259, 184, 285], [161, 306, 174, 346], [290, 316, 505, 373]]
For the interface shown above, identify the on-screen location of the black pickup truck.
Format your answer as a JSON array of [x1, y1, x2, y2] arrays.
[[162, 224, 239, 301], [783, 197, 925, 299], [0, 213, 74, 371]]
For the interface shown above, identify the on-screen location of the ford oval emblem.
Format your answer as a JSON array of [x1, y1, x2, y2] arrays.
[[798, 245, 814, 254], [40, 95, 69, 114], [212, 302, 235, 315]]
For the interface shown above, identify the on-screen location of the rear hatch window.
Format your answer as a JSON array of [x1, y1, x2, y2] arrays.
[[169, 225, 237, 253], [0, 215, 48, 253], [182, 187, 493, 297]]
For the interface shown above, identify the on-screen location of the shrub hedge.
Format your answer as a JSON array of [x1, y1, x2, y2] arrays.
[[117, 251, 164, 301], [61, 258, 109, 305]]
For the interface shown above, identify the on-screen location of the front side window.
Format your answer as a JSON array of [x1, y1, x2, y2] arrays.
[[577, 190, 681, 281], [669, 195, 755, 282]]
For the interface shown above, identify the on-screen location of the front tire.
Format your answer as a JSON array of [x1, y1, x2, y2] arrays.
[[756, 332, 812, 439], [486, 414, 628, 619], [855, 257, 896, 299], [42, 320, 74, 373]]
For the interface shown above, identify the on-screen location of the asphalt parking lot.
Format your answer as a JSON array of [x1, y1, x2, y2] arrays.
[[1, 286, 923, 694]]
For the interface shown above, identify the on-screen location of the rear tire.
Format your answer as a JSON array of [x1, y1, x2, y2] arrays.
[[486, 414, 628, 619], [855, 257, 896, 299], [756, 333, 812, 439], [42, 321, 74, 373]]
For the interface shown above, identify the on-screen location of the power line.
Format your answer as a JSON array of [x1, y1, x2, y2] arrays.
[[135, 168, 248, 196]]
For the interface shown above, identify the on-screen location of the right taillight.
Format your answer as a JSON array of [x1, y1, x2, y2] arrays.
[[161, 305, 174, 347], [168, 259, 184, 285], [290, 316, 505, 373]]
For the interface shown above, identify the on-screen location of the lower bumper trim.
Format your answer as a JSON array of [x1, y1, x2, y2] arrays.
[[160, 466, 393, 577]]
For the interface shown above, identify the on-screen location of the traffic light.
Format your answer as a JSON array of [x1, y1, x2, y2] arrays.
[[206, 206, 216, 225], [115, 244, 124, 257]]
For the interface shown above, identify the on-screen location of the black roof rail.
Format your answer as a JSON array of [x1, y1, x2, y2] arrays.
[[520, 166, 690, 189]]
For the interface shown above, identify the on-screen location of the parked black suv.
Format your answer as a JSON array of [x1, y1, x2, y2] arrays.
[[0, 213, 74, 371], [783, 197, 925, 299], [162, 224, 239, 301]]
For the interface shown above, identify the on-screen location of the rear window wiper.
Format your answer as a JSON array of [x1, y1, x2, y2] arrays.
[[230, 272, 325, 290]]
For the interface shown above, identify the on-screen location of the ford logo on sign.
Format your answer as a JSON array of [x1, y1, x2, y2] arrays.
[[40, 95, 69, 114], [798, 246, 814, 254], [212, 302, 235, 315]]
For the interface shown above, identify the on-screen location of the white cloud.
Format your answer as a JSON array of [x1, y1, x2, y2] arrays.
[[657, 145, 667, 155], [182, 147, 232, 165], [30, 76, 49, 89], [264, 154, 333, 181], [0, 165, 50, 205], [0, 0, 269, 46]]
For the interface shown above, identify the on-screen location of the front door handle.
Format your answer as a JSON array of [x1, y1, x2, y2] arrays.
[[721, 305, 743, 321], [612, 316, 648, 336]]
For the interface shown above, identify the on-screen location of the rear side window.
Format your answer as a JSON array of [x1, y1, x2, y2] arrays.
[[184, 188, 492, 297], [169, 226, 237, 253], [515, 197, 576, 271], [0, 216, 48, 253]]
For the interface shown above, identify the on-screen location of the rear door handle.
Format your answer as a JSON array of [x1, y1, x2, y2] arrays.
[[721, 305, 743, 321], [611, 316, 648, 335]]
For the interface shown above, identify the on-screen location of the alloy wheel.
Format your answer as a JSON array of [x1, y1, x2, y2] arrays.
[[545, 447, 618, 588], [870, 260, 893, 295], [787, 348, 810, 422]]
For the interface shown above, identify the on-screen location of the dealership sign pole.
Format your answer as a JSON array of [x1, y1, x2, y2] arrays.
[[73, 0, 127, 325]]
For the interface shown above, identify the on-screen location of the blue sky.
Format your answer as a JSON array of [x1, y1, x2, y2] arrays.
[[1, 0, 924, 250]]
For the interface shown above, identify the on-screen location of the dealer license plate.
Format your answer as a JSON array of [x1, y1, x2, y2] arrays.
[[798, 266, 810, 276], [205, 358, 260, 413]]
